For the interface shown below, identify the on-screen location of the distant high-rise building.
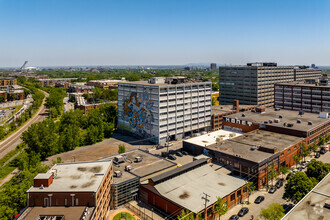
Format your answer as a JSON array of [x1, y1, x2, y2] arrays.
[[210, 63, 217, 70], [219, 62, 322, 107]]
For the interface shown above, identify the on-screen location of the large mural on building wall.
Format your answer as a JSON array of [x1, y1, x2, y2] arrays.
[[121, 91, 157, 142]]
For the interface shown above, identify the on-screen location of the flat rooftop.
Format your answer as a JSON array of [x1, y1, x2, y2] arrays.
[[211, 105, 257, 115], [208, 130, 303, 163], [283, 173, 330, 220], [118, 80, 210, 86], [153, 162, 246, 213], [184, 129, 244, 147], [226, 108, 329, 132], [18, 206, 94, 220], [276, 81, 330, 88], [99, 149, 177, 184], [28, 161, 112, 193]]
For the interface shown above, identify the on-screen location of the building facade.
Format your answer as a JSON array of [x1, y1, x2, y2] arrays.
[[275, 78, 330, 113], [219, 63, 321, 107], [19, 161, 113, 220], [118, 77, 212, 144]]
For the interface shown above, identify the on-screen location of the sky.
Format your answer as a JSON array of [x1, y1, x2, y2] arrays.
[[0, 0, 329, 67]]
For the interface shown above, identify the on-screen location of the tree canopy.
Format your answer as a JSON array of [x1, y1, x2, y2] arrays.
[[305, 159, 330, 181], [259, 203, 285, 220], [283, 172, 314, 203]]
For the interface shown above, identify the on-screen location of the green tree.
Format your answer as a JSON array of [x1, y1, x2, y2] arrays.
[[268, 164, 277, 186], [0, 95, 5, 103], [118, 144, 126, 154], [177, 209, 194, 220], [280, 166, 290, 179], [299, 143, 309, 162], [308, 142, 318, 156], [293, 155, 300, 168], [318, 136, 326, 149], [306, 159, 330, 181], [214, 197, 228, 220], [259, 203, 285, 220], [246, 181, 256, 203], [283, 172, 314, 203]]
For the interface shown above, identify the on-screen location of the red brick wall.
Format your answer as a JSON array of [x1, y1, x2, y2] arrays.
[[34, 176, 53, 187], [222, 120, 259, 133]]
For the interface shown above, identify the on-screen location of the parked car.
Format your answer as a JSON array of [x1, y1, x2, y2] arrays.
[[176, 152, 183, 157], [182, 151, 189, 155], [275, 180, 283, 189], [168, 142, 173, 146], [315, 153, 321, 158], [286, 173, 293, 180], [269, 186, 277, 194], [301, 163, 307, 169], [229, 215, 239, 220], [254, 196, 265, 204], [320, 149, 326, 154], [156, 145, 164, 150], [238, 207, 249, 217], [167, 154, 176, 160]]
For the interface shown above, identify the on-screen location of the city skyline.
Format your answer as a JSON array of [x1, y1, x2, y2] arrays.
[[0, 0, 329, 67]]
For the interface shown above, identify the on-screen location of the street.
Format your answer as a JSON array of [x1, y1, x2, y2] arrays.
[[0, 90, 49, 159]]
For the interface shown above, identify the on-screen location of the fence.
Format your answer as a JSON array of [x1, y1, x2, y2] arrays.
[[125, 203, 154, 220]]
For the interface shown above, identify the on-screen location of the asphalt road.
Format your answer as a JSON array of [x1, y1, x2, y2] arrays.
[[0, 90, 49, 159]]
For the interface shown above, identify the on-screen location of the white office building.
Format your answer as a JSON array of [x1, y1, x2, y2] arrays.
[[118, 77, 212, 144]]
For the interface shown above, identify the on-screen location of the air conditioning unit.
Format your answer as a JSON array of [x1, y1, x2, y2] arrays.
[[308, 121, 313, 125], [279, 115, 283, 118], [135, 156, 143, 163], [125, 165, 132, 171], [242, 113, 246, 117], [297, 119, 301, 123], [274, 119, 280, 123], [114, 171, 122, 177]]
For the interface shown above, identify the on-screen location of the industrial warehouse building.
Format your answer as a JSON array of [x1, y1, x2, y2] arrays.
[[118, 77, 212, 144], [99, 149, 177, 209], [140, 159, 248, 219], [219, 63, 321, 107], [18, 161, 113, 220]]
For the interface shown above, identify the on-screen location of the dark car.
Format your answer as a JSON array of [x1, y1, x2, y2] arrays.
[[168, 154, 176, 160], [275, 180, 283, 189], [156, 145, 164, 150], [176, 152, 183, 157], [254, 196, 265, 204], [286, 173, 293, 180], [182, 151, 189, 155], [315, 153, 321, 158], [320, 149, 326, 154], [229, 215, 239, 220], [269, 186, 277, 194], [238, 207, 249, 217]]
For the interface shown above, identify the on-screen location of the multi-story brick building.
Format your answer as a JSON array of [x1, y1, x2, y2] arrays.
[[140, 159, 248, 219], [87, 79, 124, 89], [183, 108, 330, 189], [275, 77, 330, 113], [219, 63, 321, 107], [17, 161, 113, 220], [118, 77, 212, 144]]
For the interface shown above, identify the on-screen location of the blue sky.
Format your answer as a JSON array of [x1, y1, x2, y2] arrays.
[[0, 0, 329, 67]]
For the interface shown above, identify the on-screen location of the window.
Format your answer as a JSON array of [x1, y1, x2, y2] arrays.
[[76, 198, 79, 206], [44, 198, 48, 207], [281, 153, 284, 157], [230, 193, 235, 201], [237, 189, 241, 197], [288, 149, 291, 153], [64, 199, 68, 206]]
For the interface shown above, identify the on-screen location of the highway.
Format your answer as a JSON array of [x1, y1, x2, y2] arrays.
[[0, 90, 49, 159]]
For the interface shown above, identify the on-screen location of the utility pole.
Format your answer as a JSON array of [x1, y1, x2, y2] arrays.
[[201, 192, 210, 218]]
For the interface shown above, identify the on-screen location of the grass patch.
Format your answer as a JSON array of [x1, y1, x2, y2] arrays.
[[0, 148, 20, 167], [0, 163, 16, 180], [113, 212, 135, 220]]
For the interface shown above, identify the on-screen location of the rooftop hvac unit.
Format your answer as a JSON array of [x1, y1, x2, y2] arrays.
[[114, 171, 122, 177], [269, 120, 273, 124], [299, 110, 304, 115], [251, 146, 258, 151], [274, 119, 280, 123], [216, 137, 223, 142], [125, 165, 133, 171], [242, 113, 246, 117], [251, 109, 256, 112], [201, 131, 207, 135], [297, 119, 301, 123], [264, 121, 268, 124], [135, 156, 142, 163], [279, 115, 283, 118], [275, 108, 281, 111], [287, 123, 294, 127], [308, 121, 313, 125], [229, 133, 236, 137], [114, 155, 124, 163]]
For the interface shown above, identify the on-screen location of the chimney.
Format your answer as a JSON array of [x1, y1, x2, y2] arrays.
[[233, 100, 239, 113]]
